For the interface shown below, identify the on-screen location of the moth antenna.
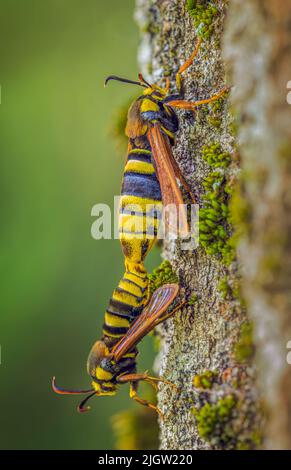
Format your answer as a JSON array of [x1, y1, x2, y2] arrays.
[[104, 75, 147, 88], [77, 391, 97, 413], [138, 73, 151, 88], [52, 376, 94, 395]]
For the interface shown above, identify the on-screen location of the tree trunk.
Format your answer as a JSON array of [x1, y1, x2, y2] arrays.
[[135, 0, 262, 450], [224, 0, 291, 450]]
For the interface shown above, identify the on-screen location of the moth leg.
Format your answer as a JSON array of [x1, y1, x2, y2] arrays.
[[176, 37, 202, 93], [156, 77, 170, 93], [153, 301, 186, 328], [164, 78, 170, 94], [167, 87, 228, 111], [119, 372, 173, 389], [143, 374, 179, 392], [120, 372, 178, 395], [118, 372, 157, 389], [129, 380, 164, 418]]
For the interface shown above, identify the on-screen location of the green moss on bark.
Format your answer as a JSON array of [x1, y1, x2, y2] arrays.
[[234, 322, 255, 363], [193, 392, 261, 449], [193, 395, 237, 445], [149, 260, 179, 295], [207, 96, 227, 128], [186, 0, 219, 40], [193, 370, 218, 389], [188, 293, 198, 305], [199, 143, 234, 263]]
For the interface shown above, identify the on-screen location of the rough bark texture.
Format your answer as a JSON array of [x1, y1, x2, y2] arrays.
[[135, 0, 262, 450], [224, 0, 291, 450]]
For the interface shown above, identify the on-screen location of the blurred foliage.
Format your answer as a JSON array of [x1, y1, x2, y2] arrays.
[[0, 0, 161, 450], [234, 322, 255, 363], [112, 388, 159, 450], [109, 95, 139, 151]]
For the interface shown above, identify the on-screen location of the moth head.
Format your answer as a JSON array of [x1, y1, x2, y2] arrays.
[[104, 73, 168, 137], [86, 340, 109, 377], [104, 72, 167, 98], [52, 340, 115, 412]]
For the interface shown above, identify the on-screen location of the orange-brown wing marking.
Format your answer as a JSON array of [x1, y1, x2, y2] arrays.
[[111, 283, 179, 363], [147, 124, 189, 238]]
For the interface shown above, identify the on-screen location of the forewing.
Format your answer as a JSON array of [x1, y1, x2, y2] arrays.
[[147, 124, 189, 238], [111, 283, 179, 362]]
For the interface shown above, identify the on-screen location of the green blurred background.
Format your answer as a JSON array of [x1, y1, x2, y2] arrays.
[[0, 0, 160, 449]]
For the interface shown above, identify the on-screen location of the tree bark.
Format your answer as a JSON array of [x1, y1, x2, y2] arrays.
[[135, 0, 262, 450], [224, 0, 291, 450]]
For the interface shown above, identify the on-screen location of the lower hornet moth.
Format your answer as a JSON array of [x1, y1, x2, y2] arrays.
[[52, 38, 227, 416]]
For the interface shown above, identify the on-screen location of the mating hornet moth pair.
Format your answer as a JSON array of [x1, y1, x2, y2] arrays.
[[52, 38, 227, 417]]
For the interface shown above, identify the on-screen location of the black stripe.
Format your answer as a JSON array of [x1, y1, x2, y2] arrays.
[[120, 207, 162, 219], [127, 153, 152, 163], [115, 287, 144, 302], [106, 309, 135, 321], [119, 228, 158, 236], [103, 324, 129, 336], [117, 365, 137, 378], [101, 384, 115, 391], [92, 374, 115, 385], [109, 298, 144, 317], [122, 277, 148, 293], [116, 359, 137, 375], [92, 377, 107, 385], [121, 173, 161, 200], [125, 270, 147, 281]]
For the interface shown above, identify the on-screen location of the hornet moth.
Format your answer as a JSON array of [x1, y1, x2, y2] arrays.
[[52, 38, 227, 416]]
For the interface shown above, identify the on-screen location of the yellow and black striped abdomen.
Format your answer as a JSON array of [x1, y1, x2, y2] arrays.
[[102, 142, 161, 351], [119, 146, 162, 264], [102, 267, 148, 339]]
